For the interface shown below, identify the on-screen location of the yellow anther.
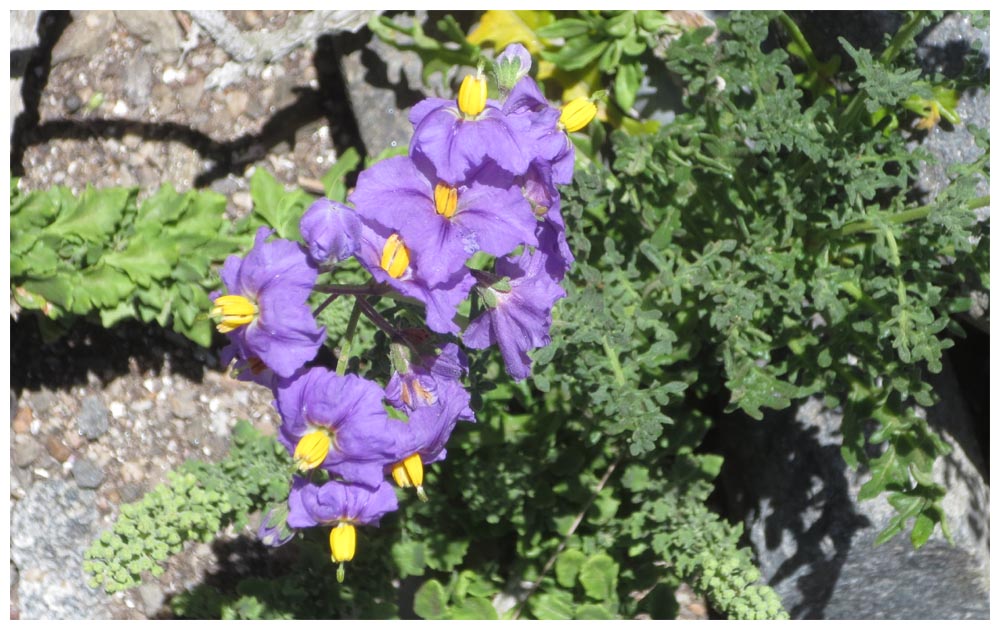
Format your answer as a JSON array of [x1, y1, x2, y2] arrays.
[[559, 97, 598, 133], [210, 294, 257, 333], [294, 430, 331, 472], [434, 182, 459, 219], [392, 452, 424, 489], [329, 522, 357, 564], [458, 73, 488, 117], [380, 233, 411, 279]]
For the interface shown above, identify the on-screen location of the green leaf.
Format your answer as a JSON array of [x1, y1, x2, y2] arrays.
[[530, 591, 575, 620], [424, 537, 469, 572], [575, 603, 616, 619], [46, 185, 132, 243], [614, 61, 643, 112], [413, 579, 448, 620], [555, 548, 587, 588], [391, 540, 427, 577], [103, 238, 177, 287], [910, 511, 935, 548], [449, 597, 498, 620], [321, 148, 361, 202], [535, 18, 591, 40], [579, 553, 619, 602]]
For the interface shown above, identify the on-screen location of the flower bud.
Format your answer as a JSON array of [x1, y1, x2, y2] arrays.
[[496, 43, 532, 92]]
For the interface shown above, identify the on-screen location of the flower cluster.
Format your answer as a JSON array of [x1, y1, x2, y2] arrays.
[[208, 44, 595, 580]]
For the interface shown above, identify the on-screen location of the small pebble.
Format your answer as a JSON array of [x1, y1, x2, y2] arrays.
[[13, 438, 44, 468], [44, 434, 72, 463], [109, 401, 127, 419], [78, 395, 110, 440], [13, 405, 33, 434], [65, 93, 82, 112], [73, 458, 105, 489]]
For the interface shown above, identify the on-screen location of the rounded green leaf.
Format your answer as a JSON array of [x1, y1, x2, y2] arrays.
[[413, 579, 448, 620]]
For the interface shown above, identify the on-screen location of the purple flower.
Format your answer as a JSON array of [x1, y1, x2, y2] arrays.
[[350, 155, 537, 287], [299, 198, 361, 265], [275, 368, 399, 489], [385, 343, 474, 423], [353, 220, 476, 335], [504, 78, 575, 185], [520, 163, 574, 280], [463, 248, 567, 381], [286, 477, 399, 529], [409, 94, 533, 183], [210, 227, 325, 378]]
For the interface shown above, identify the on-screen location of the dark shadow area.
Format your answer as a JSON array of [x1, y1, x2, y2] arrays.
[[11, 15, 368, 188], [9, 313, 217, 396], [712, 406, 872, 619], [10, 10, 72, 176], [946, 321, 990, 477]]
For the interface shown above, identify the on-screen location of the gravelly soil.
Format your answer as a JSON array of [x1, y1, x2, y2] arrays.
[[10, 9, 363, 620]]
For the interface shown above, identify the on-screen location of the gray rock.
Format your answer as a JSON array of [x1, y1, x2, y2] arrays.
[[29, 389, 57, 415], [335, 12, 443, 158], [719, 357, 988, 619], [170, 390, 198, 419], [52, 11, 118, 65], [124, 54, 154, 111], [72, 458, 105, 489], [78, 395, 109, 440], [137, 582, 166, 617], [913, 13, 990, 203], [11, 480, 112, 619], [114, 11, 183, 56], [11, 10, 41, 132], [13, 435, 44, 468]]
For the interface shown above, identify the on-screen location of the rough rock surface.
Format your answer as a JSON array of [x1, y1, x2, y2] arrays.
[[10, 481, 113, 619], [718, 357, 988, 619]]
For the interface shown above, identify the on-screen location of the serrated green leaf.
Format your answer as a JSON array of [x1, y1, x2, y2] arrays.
[[392, 540, 427, 577], [46, 185, 132, 243]]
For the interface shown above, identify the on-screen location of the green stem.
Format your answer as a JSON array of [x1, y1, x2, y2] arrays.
[[833, 195, 989, 237], [315, 283, 387, 297], [601, 335, 627, 387], [777, 12, 822, 72], [336, 298, 363, 376]]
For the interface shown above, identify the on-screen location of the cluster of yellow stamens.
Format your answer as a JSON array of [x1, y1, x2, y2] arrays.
[[391, 453, 428, 502], [458, 73, 488, 117], [293, 429, 333, 472], [210, 295, 258, 333], [380, 234, 411, 279], [559, 97, 598, 133], [434, 182, 459, 219]]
